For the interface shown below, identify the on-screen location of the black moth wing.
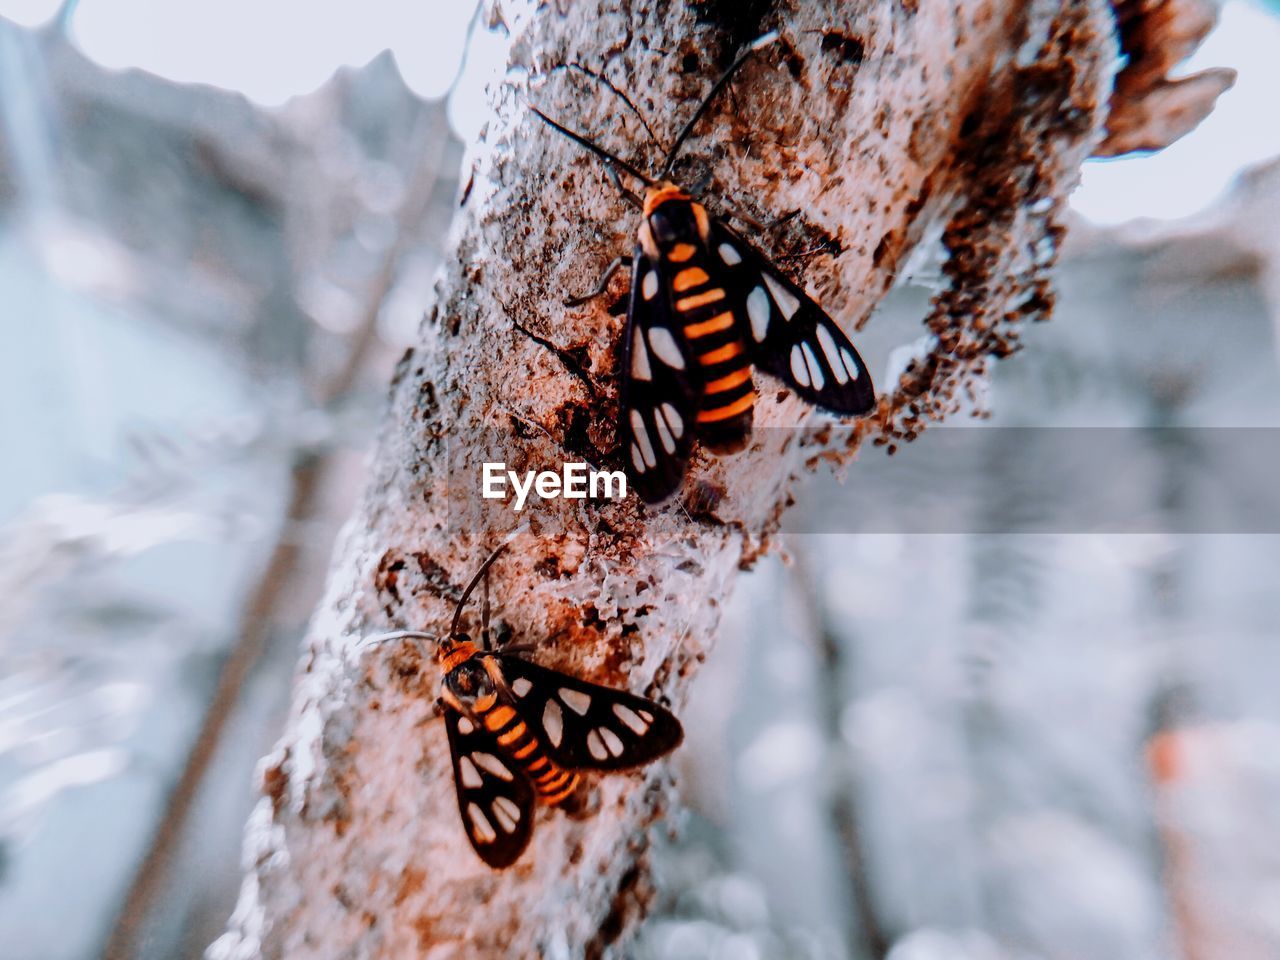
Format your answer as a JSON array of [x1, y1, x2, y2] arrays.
[[619, 244, 702, 504], [712, 220, 875, 415], [495, 654, 684, 771], [443, 703, 536, 869]]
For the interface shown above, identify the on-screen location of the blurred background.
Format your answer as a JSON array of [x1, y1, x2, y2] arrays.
[[1, 2, 1278, 959]]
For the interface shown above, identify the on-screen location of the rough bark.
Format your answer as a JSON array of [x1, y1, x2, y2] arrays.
[[209, 1, 1218, 957]]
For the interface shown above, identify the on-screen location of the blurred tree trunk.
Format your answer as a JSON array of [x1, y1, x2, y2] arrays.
[[209, 1, 1223, 957]]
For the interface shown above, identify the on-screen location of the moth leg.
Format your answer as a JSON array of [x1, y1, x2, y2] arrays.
[[719, 202, 767, 234], [565, 255, 632, 307], [497, 618, 566, 652], [481, 566, 492, 651], [604, 163, 644, 209], [497, 642, 537, 655], [722, 203, 800, 235]]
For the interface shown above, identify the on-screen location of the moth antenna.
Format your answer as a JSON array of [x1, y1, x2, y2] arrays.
[[604, 163, 645, 210], [557, 62, 665, 159], [530, 106, 656, 188], [360, 630, 439, 656], [449, 543, 510, 639], [661, 30, 781, 177]]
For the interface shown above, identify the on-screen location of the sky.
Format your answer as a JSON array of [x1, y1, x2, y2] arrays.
[[0, 0, 477, 102], [0, 0, 1277, 225]]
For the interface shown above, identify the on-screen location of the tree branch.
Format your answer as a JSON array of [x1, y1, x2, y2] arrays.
[[209, 1, 1216, 956]]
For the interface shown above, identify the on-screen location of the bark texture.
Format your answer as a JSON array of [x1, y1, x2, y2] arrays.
[[210, 1, 1218, 957]]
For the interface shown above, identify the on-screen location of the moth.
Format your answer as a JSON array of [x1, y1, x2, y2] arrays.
[[369, 545, 683, 868], [534, 32, 876, 504]]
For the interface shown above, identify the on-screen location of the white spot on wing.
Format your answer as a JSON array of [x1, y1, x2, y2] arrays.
[[648, 327, 685, 369], [630, 411, 657, 468], [642, 270, 658, 300], [630, 325, 652, 381], [763, 273, 801, 319], [840, 347, 861, 381], [747, 286, 770, 342], [511, 678, 533, 698], [718, 242, 742, 266], [630, 443, 647, 473], [803, 343, 825, 390], [457, 717, 475, 735], [790, 344, 811, 387], [559, 688, 592, 715], [613, 704, 650, 735], [458, 756, 482, 788], [817, 325, 848, 385], [600, 727, 625, 757], [472, 752, 514, 781], [639, 710, 654, 723], [543, 700, 563, 747], [654, 407, 676, 454], [467, 803, 497, 843], [492, 796, 521, 833], [587, 730, 607, 761], [660, 403, 684, 439]]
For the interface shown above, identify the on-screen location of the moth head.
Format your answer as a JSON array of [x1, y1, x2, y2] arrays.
[[442, 649, 497, 708], [643, 183, 710, 252], [438, 632, 477, 668]]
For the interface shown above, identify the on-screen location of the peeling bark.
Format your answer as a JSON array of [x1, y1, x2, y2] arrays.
[[210, 2, 1219, 957], [1098, 0, 1234, 157]]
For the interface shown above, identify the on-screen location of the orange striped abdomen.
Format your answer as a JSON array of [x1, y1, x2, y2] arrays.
[[479, 702, 580, 806], [669, 259, 755, 444]]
